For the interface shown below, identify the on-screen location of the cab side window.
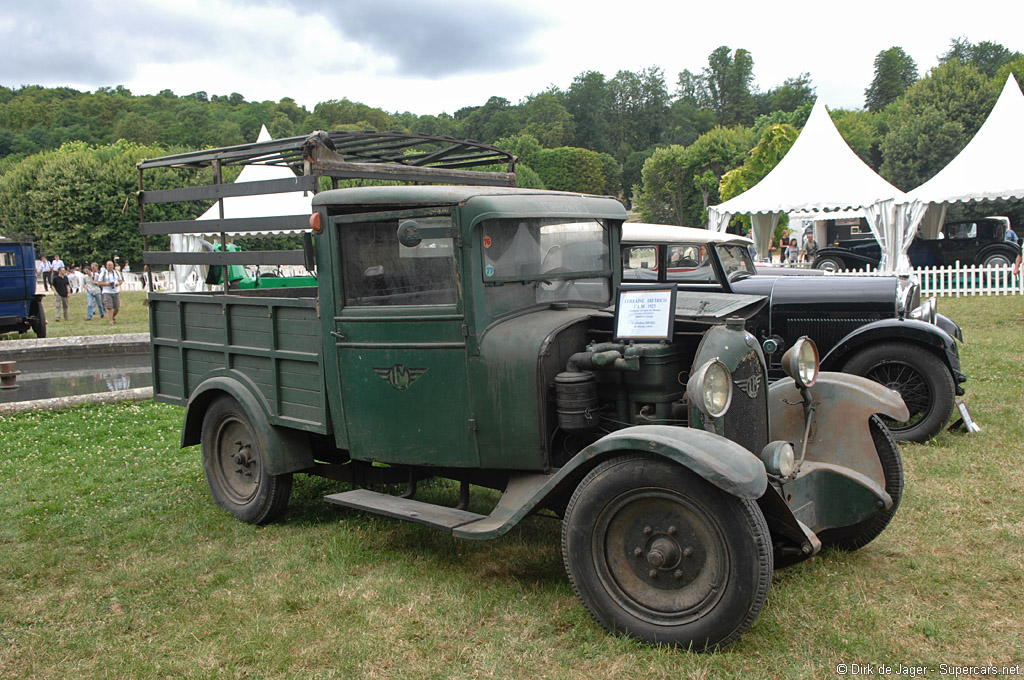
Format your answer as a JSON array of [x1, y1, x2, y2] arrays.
[[340, 220, 457, 306], [0, 252, 16, 267]]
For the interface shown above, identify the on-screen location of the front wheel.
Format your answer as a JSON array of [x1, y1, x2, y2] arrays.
[[561, 454, 772, 650], [201, 395, 292, 524], [817, 415, 903, 551], [843, 342, 955, 443]]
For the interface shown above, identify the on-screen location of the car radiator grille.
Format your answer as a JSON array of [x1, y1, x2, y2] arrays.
[[723, 349, 768, 456], [786, 317, 877, 355]]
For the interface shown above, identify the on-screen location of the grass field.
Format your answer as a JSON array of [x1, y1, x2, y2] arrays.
[[1, 290, 152, 340], [1, 296, 1022, 679]]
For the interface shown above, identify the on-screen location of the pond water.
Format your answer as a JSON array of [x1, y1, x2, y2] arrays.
[[0, 352, 152, 403]]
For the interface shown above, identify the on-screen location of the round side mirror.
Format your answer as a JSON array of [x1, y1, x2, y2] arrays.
[[397, 221, 422, 247]]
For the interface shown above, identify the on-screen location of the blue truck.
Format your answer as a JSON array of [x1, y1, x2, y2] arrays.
[[0, 235, 46, 338]]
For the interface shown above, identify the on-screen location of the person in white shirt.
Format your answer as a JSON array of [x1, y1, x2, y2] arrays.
[[38, 256, 52, 291], [84, 262, 106, 320], [100, 260, 124, 325]]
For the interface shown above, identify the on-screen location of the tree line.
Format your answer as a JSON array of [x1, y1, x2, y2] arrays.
[[1, 37, 1021, 266]]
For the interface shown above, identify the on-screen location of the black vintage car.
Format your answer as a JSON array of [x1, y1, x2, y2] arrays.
[[622, 224, 966, 443], [812, 217, 1021, 271]]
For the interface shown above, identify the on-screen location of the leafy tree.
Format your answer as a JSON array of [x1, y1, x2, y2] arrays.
[[520, 91, 575, 148], [865, 47, 918, 111], [719, 123, 799, 231], [702, 47, 758, 126], [941, 37, 1023, 78], [687, 125, 758, 213], [531, 146, 605, 194], [622, 149, 655, 204], [608, 67, 669, 159], [457, 96, 522, 143], [880, 60, 997, 189], [830, 109, 882, 166], [635, 125, 754, 226], [635, 145, 691, 225], [0, 141, 211, 266], [762, 73, 815, 114], [564, 71, 613, 154]]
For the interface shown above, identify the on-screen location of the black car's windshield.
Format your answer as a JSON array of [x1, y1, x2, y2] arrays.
[[717, 244, 756, 281]]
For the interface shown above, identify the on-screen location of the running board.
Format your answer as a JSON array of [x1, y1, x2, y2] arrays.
[[324, 489, 486, 532]]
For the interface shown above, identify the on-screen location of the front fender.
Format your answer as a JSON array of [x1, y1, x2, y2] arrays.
[[821, 317, 959, 375], [452, 425, 767, 541], [182, 374, 314, 476], [769, 372, 907, 486], [578, 426, 767, 499]]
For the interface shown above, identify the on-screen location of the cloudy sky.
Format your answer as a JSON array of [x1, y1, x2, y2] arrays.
[[1, 0, 1021, 116]]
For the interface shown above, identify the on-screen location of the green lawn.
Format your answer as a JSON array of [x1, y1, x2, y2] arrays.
[[1, 290, 152, 340], [1, 296, 1022, 679]]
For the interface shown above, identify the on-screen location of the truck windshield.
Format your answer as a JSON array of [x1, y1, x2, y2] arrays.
[[481, 217, 611, 316]]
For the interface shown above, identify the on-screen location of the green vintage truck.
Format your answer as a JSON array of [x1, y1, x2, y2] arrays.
[[138, 132, 909, 650]]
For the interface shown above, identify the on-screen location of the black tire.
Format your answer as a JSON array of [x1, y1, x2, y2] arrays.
[[978, 252, 1012, 268], [561, 454, 772, 650], [29, 300, 46, 338], [817, 415, 903, 551], [200, 395, 292, 525], [843, 342, 955, 443], [813, 256, 844, 272]]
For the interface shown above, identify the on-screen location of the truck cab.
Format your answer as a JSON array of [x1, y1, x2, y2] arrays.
[[0, 235, 45, 338], [139, 132, 910, 650]]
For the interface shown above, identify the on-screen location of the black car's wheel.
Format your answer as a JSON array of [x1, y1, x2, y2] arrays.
[[201, 395, 292, 524], [817, 415, 903, 551], [561, 454, 772, 650], [979, 252, 1012, 268], [29, 299, 46, 338], [813, 256, 845, 272], [843, 342, 955, 443]]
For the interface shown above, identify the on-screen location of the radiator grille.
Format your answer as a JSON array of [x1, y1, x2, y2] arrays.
[[723, 349, 768, 455], [785, 317, 876, 354]]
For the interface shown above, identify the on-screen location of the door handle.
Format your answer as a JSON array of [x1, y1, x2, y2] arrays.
[[331, 330, 346, 341]]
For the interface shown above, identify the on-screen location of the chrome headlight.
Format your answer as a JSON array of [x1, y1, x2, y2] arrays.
[[781, 337, 819, 388], [687, 359, 733, 419], [760, 441, 796, 477], [909, 297, 937, 325]]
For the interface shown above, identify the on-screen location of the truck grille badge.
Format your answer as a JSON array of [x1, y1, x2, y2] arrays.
[[734, 374, 761, 399]]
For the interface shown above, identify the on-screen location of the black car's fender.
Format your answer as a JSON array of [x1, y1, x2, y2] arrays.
[[935, 312, 963, 343], [821, 318, 963, 390], [974, 241, 1022, 266], [813, 247, 877, 270]]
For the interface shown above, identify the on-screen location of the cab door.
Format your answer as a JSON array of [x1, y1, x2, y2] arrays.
[[331, 211, 478, 467]]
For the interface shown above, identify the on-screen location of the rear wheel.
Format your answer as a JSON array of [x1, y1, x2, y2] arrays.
[[29, 299, 46, 338], [813, 256, 844, 272], [979, 252, 1012, 268], [561, 454, 772, 650], [817, 415, 903, 551], [201, 395, 292, 524], [843, 342, 955, 443]]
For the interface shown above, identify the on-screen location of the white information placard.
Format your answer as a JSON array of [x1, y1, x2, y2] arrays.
[[614, 286, 676, 341]]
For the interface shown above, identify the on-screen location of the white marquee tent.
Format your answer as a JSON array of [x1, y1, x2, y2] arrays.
[[707, 99, 906, 267], [172, 125, 313, 290], [894, 74, 1024, 248]]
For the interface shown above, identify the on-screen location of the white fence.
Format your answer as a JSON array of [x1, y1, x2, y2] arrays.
[[831, 262, 1023, 297]]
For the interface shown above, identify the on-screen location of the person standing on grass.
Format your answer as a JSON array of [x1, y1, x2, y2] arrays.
[[52, 266, 71, 322], [84, 262, 106, 321], [38, 255, 52, 291], [100, 259, 123, 325]]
